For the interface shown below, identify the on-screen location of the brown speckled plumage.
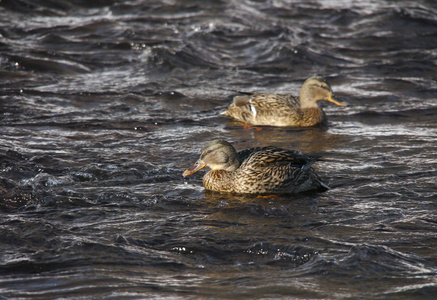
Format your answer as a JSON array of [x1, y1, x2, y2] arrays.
[[183, 140, 328, 195], [223, 77, 346, 127]]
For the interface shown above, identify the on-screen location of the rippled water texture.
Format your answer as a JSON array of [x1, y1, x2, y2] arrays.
[[1, 0, 437, 298]]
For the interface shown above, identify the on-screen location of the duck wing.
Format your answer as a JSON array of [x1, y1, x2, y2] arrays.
[[233, 147, 324, 194], [243, 94, 300, 113], [239, 147, 320, 170]]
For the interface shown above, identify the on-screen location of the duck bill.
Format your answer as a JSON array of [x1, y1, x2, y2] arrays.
[[326, 94, 348, 106], [183, 160, 207, 177]]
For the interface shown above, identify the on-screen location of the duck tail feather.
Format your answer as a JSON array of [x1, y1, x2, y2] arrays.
[[320, 181, 330, 190], [301, 156, 319, 170]]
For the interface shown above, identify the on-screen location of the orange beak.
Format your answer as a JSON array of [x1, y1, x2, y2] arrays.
[[326, 94, 348, 106], [182, 160, 207, 177]]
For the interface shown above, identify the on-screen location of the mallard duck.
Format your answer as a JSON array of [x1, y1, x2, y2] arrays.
[[183, 140, 328, 194], [222, 77, 347, 127]]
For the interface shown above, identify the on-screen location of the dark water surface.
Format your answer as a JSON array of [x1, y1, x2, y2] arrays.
[[1, 0, 437, 298]]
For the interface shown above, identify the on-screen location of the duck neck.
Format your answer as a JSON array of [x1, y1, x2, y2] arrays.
[[203, 170, 236, 193], [220, 155, 241, 172], [299, 88, 321, 109], [297, 107, 326, 126]]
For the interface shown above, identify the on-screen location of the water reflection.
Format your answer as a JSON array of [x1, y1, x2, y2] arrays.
[[222, 123, 350, 156]]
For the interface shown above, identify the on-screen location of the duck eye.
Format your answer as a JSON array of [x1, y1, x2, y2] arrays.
[[320, 84, 328, 89]]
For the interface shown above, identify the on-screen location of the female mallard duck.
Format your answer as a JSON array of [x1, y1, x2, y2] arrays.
[[222, 77, 347, 127], [183, 140, 328, 194]]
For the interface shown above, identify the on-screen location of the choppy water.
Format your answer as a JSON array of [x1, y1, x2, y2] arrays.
[[1, 0, 437, 299]]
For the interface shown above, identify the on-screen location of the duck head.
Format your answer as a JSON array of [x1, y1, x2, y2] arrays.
[[183, 140, 240, 177], [300, 77, 347, 109]]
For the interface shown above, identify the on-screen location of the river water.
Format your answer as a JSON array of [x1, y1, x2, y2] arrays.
[[1, 0, 436, 299]]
